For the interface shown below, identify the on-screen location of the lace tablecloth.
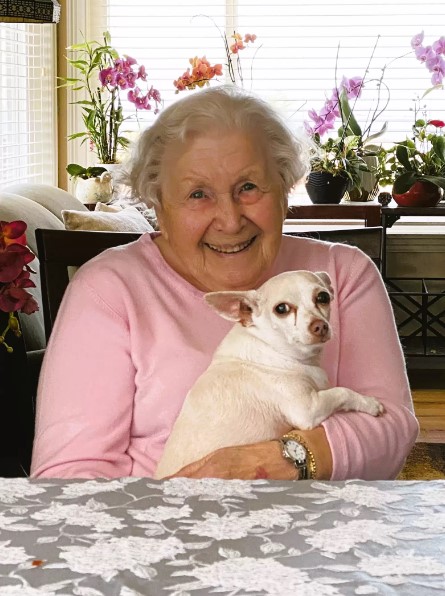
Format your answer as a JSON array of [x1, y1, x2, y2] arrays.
[[0, 477, 444, 595]]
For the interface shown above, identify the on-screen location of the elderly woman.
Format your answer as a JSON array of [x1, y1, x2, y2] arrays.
[[31, 86, 418, 480]]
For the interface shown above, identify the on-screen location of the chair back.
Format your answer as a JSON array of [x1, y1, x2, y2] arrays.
[[35, 229, 141, 341], [36, 227, 383, 341], [286, 227, 383, 269]]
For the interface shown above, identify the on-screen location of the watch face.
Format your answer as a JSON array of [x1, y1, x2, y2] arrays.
[[285, 440, 306, 463]]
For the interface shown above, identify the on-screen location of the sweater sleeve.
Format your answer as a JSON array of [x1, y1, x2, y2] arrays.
[[31, 270, 135, 479], [323, 247, 419, 480]]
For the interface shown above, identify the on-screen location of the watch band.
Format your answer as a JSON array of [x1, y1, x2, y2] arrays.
[[280, 431, 317, 480]]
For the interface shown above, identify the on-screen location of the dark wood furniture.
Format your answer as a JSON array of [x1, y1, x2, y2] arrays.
[[286, 204, 382, 228], [35, 229, 140, 341], [380, 203, 445, 372]]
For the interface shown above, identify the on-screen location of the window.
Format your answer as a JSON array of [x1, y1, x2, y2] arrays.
[[71, 1, 445, 222], [86, 0, 445, 142], [0, 23, 57, 186]]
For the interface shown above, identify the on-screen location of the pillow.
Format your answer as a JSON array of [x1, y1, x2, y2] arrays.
[[94, 202, 123, 213], [62, 206, 154, 233]]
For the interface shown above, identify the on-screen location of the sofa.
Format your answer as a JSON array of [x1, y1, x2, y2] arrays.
[[0, 184, 89, 476], [0, 183, 90, 352], [1, 183, 154, 476]]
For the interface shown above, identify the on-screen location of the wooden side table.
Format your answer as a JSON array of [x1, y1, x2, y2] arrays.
[[286, 204, 382, 228]]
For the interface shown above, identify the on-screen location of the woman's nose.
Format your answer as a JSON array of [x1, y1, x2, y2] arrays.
[[213, 194, 245, 232]]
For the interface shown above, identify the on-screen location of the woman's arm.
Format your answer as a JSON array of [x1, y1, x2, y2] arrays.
[[31, 270, 135, 479]]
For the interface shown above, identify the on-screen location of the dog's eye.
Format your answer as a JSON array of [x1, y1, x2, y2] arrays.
[[316, 291, 331, 305], [274, 303, 291, 315]]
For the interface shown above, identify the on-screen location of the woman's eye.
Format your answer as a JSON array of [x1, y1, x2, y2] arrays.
[[189, 190, 206, 199], [274, 303, 291, 315], [240, 182, 257, 192], [316, 291, 330, 305]]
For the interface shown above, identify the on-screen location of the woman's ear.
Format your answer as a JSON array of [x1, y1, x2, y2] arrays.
[[154, 205, 168, 240]]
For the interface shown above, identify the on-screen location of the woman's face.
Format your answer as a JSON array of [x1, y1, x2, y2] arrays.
[[154, 129, 286, 292]]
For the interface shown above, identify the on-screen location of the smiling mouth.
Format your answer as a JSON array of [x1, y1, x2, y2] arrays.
[[204, 236, 256, 254]]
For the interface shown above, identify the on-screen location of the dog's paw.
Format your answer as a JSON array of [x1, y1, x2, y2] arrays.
[[362, 396, 385, 417]]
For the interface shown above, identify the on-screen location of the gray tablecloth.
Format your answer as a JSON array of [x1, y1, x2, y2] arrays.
[[0, 477, 444, 595]]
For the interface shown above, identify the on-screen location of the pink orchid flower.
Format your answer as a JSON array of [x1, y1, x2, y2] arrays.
[[411, 31, 424, 49]]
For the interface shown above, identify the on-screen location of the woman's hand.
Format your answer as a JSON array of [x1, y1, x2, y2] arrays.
[[167, 427, 333, 480]]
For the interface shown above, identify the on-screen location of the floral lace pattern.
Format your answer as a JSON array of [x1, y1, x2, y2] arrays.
[[0, 478, 444, 594]]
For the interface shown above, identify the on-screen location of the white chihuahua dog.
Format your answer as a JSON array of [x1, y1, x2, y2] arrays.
[[154, 270, 383, 479]]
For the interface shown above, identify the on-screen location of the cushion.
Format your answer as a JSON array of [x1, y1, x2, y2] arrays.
[[61, 206, 154, 233], [94, 202, 123, 213], [3, 183, 88, 221]]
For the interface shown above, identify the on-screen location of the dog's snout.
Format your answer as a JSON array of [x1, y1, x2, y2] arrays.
[[310, 319, 329, 338]]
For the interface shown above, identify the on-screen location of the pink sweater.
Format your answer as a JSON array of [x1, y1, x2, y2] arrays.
[[31, 233, 418, 479]]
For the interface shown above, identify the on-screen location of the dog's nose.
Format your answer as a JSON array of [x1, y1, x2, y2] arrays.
[[310, 319, 329, 338]]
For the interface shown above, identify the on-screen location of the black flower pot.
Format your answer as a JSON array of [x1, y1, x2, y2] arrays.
[[305, 171, 350, 204]]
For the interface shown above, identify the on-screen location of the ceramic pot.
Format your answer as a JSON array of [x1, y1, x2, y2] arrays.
[[306, 171, 349, 204], [345, 153, 379, 202], [75, 171, 113, 205], [392, 180, 443, 208]]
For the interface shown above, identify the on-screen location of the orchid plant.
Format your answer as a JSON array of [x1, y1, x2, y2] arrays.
[[173, 31, 257, 92], [0, 221, 39, 353], [62, 31, 162, 164], [305, 75, 386, 190]]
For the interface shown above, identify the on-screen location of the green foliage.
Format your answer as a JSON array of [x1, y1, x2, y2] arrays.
[[66, 163, 108, 180], [60, 33, 128, 164], [377, 118, 445, 193]]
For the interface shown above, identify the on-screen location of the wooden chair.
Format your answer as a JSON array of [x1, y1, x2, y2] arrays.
[[286, 204, 382, 228], [36, 229, 141, 342], [285, 227, 383, 270], [36, 227, 383, 341]]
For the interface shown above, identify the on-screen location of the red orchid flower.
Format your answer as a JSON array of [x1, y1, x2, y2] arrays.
[[0, 284, 38, 314], [427, 119, 445, 128], [0, 243, 35, 283], [0, 220, 27, 248]]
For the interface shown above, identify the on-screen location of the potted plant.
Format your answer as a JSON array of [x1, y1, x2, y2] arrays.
[[305, 75, 387, 204], [66, 163, 113, 205], [0, 220, 38, 476], [61, 31, 162, 166], [378, 117, 445, 207]]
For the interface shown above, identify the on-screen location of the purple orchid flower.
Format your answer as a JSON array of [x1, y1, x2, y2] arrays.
[[99, 67, 117, 87], [341, 76, 363, 99], [415, 45, 436, 63], [432, 37, 445, 55], [411, 31, 424, 49]]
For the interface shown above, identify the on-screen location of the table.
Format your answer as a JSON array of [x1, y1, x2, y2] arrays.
[[0, 477, 444, 594], [286, 203, 382, 227]]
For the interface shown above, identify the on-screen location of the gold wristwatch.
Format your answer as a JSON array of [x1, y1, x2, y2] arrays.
[[279, 431, 317, 480]]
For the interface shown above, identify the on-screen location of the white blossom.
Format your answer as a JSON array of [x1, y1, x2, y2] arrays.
[[31, 499, 125, 532], [59, 536, 185, 579]]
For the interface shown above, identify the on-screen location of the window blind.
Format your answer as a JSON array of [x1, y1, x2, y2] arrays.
[[0, 23, 57, 186], [85, 0, 445, 146]]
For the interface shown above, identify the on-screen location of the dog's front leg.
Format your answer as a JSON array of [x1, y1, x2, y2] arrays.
[[295, 387, 384, 430]]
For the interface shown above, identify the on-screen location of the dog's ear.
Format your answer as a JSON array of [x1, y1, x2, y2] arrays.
[[205, 290, 260, 326], [314, 271, 333, 295]]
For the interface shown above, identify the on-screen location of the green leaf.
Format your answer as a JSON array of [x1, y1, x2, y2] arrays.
[[339, 91, 362, 137], [66, 163, 87, 177], [418, 175, 445, 190], [395, 145, 414, 171], [431, 136, 445, 162], [67, 132, 88, 140], [393, 171, 418, 194], [365, 122, 387, 144]]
